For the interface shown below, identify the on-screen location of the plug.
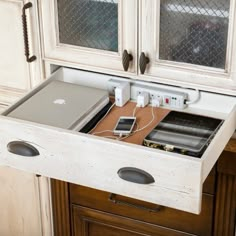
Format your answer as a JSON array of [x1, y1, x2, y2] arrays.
[[151, 96, 162, 107], [115, 82, 130, 107], [137, 91, 149, 107]]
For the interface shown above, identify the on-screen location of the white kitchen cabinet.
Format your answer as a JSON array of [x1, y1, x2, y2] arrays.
[[0, 0, 42, 105], [0, 105, 7, 113], [0, 106, 52, 236], [40, 0, 236, 94], [140, 0, 236, 93], [40, 0, 137, 75], [0, 167, 42, 236], [0, 1, 46, 235], [0, 3, 235, 235]]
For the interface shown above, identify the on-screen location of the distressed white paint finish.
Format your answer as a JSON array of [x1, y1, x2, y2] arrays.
[[0, 105, 7, 113], [0, 0, 30, 91], [202, 105, 236, 181], [0, 106, 234, 213], [41, 0, 236, 95], [44, 67, 236, 116], [0, 167, 42, 236], [0, 116, 203, 213], [0, 108, 52, 235], [139, 0, 236, 91], [37, 176, 53, 236], [0, 0, 43, 104], [0, 96, 236, 214], [1, 67, 236, 214], [39, 0, 137, 75]]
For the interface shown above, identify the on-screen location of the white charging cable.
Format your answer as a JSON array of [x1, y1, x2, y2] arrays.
[[133, 106, 155, 133], [89, 103, 115, 134], [119, 106, 155, 141]]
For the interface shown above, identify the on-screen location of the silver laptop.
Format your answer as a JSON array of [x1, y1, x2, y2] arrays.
[[8, 80, 109, 130]]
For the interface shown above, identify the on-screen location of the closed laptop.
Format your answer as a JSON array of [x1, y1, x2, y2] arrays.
[[8, 80, 109, 129]]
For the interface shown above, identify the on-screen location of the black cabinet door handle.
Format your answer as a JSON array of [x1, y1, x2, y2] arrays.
[[118, 167, 155, 184], [122, 50, 133, 71], [139, 52, 150, 74], [22, 2, 37, 63], [7, 141, 40, 157], [109, 193, 161, 212]]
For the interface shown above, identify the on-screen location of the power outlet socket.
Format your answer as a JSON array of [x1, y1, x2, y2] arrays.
[[115, 81, 130, 107], [137, 91, 149, 107], [132, 85, 188, 109]]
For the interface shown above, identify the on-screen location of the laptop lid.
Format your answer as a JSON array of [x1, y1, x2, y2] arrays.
[[8, 80, 108, 129]]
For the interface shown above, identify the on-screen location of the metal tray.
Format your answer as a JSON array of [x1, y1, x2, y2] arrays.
[[143, 111, 223, 157]]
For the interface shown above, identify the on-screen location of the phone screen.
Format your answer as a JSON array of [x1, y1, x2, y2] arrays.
[[114, 117, 136, 134], [116, 118, 135, 131]]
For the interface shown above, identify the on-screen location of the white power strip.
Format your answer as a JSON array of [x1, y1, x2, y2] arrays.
[[133, 85, 188, 109]]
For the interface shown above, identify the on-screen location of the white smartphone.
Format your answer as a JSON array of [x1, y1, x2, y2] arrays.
[[113, 116, 136, 135]]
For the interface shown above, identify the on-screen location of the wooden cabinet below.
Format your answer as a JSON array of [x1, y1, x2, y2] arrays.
[[72, 206, 197, 236], [51, 139, 236, 236], [70, 185, 213, 236]]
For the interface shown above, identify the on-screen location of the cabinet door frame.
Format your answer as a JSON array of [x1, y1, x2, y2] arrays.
[[39, 0, 137, 76], [139, 0, 236, 94], [0, 0, 43, 105]]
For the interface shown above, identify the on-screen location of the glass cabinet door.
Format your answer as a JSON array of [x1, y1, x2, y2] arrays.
[[57, 0, 119, 52], [41, 0, 137, 74], [140, 0, 236, 91]]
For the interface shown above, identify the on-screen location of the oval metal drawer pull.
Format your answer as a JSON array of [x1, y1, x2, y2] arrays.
[[7, 141, 40, 157], [118, 167, 155, 184], [109, 193, 161, 212]]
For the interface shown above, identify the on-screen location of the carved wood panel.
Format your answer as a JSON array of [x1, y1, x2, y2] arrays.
[[51, 179, 71, 236], [214, 145, 236, 236], [72, 205, 194, 236]]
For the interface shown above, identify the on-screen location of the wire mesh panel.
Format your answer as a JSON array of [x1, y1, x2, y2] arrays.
[[57, 0, 118, 52], [159, 0, 230, 69]]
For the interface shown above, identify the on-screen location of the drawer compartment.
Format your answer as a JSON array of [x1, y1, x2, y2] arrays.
[[0, 67, 235, 214], [70, 185, 213, 236]]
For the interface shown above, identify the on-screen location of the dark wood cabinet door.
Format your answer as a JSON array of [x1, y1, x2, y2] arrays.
[[72, 205, 197, 236], [214, 147, 236, 236], [51, 141, 236, 236], [70, 185, 213, 236]]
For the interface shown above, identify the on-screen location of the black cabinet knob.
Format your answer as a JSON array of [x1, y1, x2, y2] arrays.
[[139, 52, 150, 74], [122, 50, 133, 71]]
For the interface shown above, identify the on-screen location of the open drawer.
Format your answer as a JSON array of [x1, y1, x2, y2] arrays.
[[0, 67, 236, 214]]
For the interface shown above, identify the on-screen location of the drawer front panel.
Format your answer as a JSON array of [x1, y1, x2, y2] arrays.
[[0, 67, 235, 214], [70, 185, 213, 236], [72, 205, 196, 236], [0, 116, 202, 213]]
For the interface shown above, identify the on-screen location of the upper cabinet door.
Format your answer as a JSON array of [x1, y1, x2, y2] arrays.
[[140, 0, 236, 93], [40, 0, 137, 75], [0, 0, 42, 98]]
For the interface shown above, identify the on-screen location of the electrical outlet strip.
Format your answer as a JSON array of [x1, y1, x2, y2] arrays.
[[132, 85, 188, 109]]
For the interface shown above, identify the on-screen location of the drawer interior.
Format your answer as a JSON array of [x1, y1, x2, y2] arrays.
[[0, 67, 235, 214]]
